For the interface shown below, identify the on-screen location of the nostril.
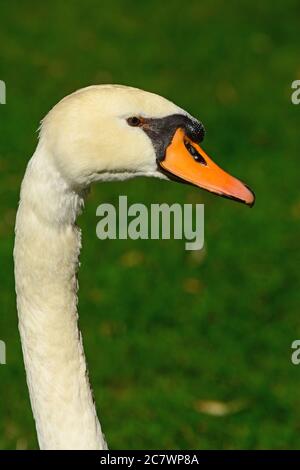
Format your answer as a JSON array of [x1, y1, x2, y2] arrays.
[[184, 141, 207, 166]]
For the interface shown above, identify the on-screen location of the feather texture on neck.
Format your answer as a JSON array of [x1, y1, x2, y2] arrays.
[[14, 143, 107, 449]]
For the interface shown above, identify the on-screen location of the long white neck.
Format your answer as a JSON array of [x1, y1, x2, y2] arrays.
[[14, 143, 107, 450]]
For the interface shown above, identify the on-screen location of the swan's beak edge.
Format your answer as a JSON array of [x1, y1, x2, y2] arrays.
[[159, 128, 255, 207]]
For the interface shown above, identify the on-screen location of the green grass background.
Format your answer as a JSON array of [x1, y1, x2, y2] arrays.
[[0, 0, 300, 450]]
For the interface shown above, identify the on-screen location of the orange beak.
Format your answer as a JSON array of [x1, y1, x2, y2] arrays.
[[159, 128, 255, 207]]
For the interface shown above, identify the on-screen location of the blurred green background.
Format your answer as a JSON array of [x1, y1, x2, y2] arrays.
[[0, 0, 300, 450]]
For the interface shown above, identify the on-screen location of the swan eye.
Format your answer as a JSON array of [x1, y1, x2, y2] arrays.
[[184, 140, 207, 166], [127, 116, 142, 127]]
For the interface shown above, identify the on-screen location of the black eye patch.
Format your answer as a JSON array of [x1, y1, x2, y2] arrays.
[[184, 140, 207, 166], [139, 113, 206, 162]]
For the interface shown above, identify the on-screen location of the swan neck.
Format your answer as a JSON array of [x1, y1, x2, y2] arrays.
[[14, 145, 106, 449]]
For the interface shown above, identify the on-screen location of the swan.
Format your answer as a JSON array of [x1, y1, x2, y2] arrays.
[[14, 84, 254, 450]]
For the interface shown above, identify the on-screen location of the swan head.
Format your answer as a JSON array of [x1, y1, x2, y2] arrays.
[[40, 84, 255, 206]]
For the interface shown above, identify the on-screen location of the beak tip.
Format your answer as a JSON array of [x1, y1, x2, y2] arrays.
[[244, 185, 256, 208]]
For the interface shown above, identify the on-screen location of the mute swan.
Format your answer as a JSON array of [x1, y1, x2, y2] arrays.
[[14, 85, 254, 450]]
